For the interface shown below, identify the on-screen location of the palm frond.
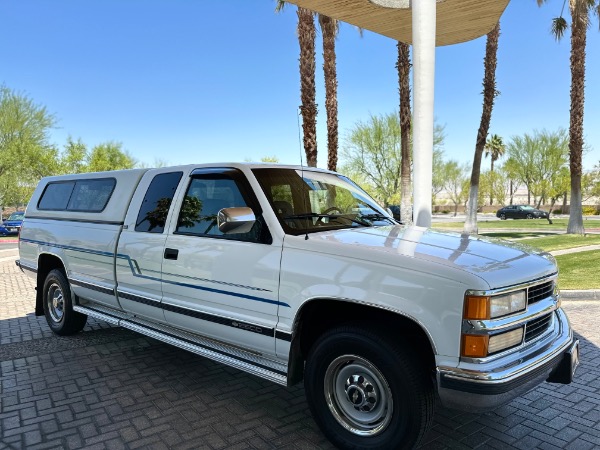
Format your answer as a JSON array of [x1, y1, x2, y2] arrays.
[[275, 0, 286, 13], [551, 16, 568, 40]]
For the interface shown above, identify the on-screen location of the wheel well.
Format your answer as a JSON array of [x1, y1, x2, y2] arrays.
[[35, 254, 66, 316], [287, 299, 436, 386]]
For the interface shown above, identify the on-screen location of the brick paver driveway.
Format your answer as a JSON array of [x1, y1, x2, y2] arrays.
[[1, 248, 599, 449]]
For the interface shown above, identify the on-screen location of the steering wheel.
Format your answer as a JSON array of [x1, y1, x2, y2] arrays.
[[316, 206, 344, 225], [322, 206, 343, 215]]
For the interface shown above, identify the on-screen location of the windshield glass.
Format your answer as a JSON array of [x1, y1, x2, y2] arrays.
[[521, 206, 535, 210], [7, 212, 24, 221], [252, 168, 395, 235]]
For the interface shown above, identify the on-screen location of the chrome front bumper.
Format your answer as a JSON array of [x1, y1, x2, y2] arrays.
[[437, 308, 577, 411]]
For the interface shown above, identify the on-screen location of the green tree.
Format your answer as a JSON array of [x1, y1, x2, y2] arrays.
[[537, 0, 599, 233], [506, 129, 569, 206], [86, 142, 137, 172], [441, 160, 469, 216], [480, 169, 507, 207], [431, 148, 447, 204], [59, 137, 88, 174], [464, 22, 501, 234], [341, 112, 444, 207], [0, 85, 57, 209]]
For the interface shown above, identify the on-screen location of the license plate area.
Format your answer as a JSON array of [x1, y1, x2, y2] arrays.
[[547, 339, 580, 385]]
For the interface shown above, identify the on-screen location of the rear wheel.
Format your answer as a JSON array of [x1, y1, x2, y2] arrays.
[[499, 213, 506, 220], [304, 325, 435, 449], [43, 269, 87, 335]]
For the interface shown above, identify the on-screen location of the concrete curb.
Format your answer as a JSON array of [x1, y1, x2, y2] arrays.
[[560, 290, 600, 300]]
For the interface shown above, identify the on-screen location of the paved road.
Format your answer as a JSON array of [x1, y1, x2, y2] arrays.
[[1, 250, 599, 449]]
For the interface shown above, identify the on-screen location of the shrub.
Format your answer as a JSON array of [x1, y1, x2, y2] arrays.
[[582, 206, 597, 216]]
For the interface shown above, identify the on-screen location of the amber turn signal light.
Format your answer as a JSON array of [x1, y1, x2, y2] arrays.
[[462, 334, 489, 358], [464, 295, 491, 320]]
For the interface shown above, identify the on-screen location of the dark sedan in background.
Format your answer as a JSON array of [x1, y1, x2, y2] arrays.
[[496, 205, 550, 220]]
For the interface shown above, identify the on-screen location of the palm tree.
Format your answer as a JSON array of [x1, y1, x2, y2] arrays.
[[276, 2, 318, 167], [484, 134, 505, 205], [397, 42, 413, 225], [464, 22, 501, 235], [484, 134, 505, 173], [319, 15, 339, 171], [297, 7, 318, 167], [537, 0, 598, 234]]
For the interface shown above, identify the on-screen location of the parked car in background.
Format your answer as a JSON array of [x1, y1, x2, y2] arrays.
[[496, 205, 550, 220], [1, 211, 25, 235], [0, 223, 11, 236]]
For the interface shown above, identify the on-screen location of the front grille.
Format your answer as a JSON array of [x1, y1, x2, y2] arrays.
[[525, 313, 553, 342], [528, 280, 554, 305]]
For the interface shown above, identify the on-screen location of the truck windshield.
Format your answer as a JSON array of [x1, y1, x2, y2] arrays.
[[252, 168, 395, 235]]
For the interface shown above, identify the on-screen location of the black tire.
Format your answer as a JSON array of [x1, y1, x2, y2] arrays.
[[526, 213, 533, 219], [500, 213, 506, 220], [43, 269, 87, 335], [304, 325, 435, 450]]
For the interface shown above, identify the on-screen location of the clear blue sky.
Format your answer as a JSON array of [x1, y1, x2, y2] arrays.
[[1, 0, 599, 171]]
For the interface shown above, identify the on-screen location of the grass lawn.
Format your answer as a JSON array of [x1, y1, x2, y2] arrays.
[[481, 233, 600, 252], [555, 251, 600, 290], [433, 218, 600, 231], [477, 233, 600, 289]]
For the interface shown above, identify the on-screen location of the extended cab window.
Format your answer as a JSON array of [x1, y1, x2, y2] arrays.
[[175, 170, 269, 243], [38, 178, 116, 212], [135, 172, 183, 233], [38, 182, 75, 210]]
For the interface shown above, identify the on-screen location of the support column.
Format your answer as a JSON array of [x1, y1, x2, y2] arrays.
[[412, 0, 436, 227]]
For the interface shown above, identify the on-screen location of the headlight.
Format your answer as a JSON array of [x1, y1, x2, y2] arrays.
[[464, 290, 526, 320], [490, 290, 526, 318]]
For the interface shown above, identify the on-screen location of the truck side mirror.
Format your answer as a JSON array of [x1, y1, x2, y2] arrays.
[[217, 207, 256, 234]]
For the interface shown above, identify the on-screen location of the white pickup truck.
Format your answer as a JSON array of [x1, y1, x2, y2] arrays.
[[17, 163, 579, 449]]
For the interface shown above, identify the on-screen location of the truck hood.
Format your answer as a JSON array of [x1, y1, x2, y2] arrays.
[[296, 225, 557, 290]]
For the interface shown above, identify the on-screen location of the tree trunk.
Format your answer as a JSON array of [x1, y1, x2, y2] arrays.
[[397, 42, 413, 225], [320, 15, 338, 172], [297, 8, 318, 167], [464, 22, 500, 235], [489, 157, 495, 205], [566, 0, 586, 234]]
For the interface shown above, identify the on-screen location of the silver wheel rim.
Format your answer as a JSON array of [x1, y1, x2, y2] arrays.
[[47, 282, 65, 323], [324, 355, 393, 436]]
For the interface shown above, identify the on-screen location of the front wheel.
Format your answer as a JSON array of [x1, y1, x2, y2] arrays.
[[43, 269, 87, 335], [499, 213, 506, 220], [527, 213, 533, 219], [304, 325, 435, 449]]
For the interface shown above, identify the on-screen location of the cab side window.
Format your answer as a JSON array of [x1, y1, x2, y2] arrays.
[[135, 172, 183, 233], [175, 171, 270, 243]]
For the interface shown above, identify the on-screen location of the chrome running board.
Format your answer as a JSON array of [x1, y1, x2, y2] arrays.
[[73, 304, 288, 386]]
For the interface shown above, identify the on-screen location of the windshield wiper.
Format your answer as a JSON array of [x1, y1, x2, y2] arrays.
[[359, 213, 396, 225], [284, 213, 372, 227]]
